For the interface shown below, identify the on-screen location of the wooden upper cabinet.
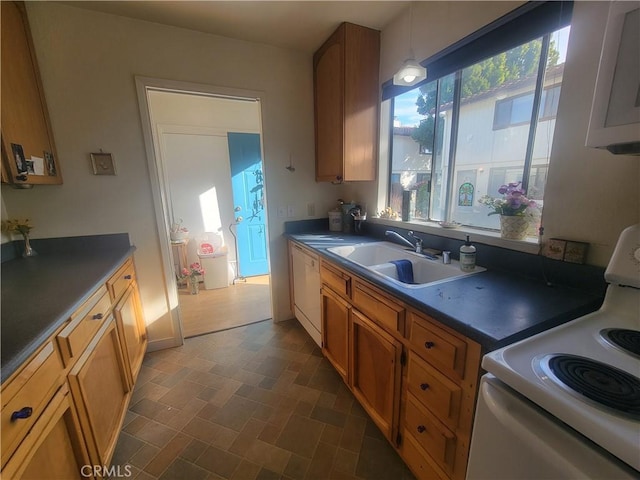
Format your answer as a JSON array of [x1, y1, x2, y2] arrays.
[[1, 1, 62, 185], [314, 22, 380, 182]]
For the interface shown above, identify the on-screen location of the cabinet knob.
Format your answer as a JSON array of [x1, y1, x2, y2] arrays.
[[11, 407, 33, 421], [420, 383, 430, 391], [92, 313, 103, 320], [124, 274, 132, 280], [424, 341, 435, 349], [417, 425, 426, 434]]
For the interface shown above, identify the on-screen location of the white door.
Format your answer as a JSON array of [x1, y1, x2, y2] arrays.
[[160, 129, 235, 268]]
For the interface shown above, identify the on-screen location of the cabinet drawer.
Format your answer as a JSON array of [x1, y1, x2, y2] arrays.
[[1, 342, 62, 467], [408, 312, 467, 380], [407, 352, 461, 429], [57, 286, 110, 367], [320, 261, 350, 298], [404, 393, 456, 474], [401, 430, 446, 480], [352, 280, 404, 334], [107, 259, 134, 302]]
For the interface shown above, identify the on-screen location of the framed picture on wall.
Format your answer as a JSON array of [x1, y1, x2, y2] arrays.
[[90, 152, 116, 175]]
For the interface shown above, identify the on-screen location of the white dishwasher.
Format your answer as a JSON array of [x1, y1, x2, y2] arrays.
[[291, 244, 321, 346]]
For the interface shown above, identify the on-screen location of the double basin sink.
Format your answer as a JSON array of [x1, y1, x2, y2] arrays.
[[327, 241, 485, 289]]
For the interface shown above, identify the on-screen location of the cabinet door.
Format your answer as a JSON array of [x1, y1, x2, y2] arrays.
[[114, 283, 147, 385], [2, 384, 91, 480], [314, 29, 344, 182], [69, 317, 131, 467], [1, 1, 61, 185], [351, 309, 402, 442], [321, 287, 350, 383]]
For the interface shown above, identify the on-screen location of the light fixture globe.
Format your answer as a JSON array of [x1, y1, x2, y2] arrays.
[[393, 57, 427, 86]]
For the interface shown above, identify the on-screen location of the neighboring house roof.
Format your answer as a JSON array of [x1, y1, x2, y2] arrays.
[[393, 126, 416, 136], [440, 63, 565, 111]]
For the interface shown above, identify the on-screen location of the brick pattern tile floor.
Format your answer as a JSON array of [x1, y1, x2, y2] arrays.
[[112, 319, 415, 480]]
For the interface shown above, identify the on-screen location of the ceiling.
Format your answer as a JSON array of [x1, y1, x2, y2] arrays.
[[62, 1, 409, 54]]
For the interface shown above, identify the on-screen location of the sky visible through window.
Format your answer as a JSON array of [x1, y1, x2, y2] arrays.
[[393, 27, 570, 127]]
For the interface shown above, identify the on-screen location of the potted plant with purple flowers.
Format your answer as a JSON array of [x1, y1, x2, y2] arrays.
[[478, 182, 538, 240]]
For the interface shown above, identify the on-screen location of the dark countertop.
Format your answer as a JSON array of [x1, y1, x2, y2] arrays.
[[1, 234, 134, 383], [286, 232, 604, 352]]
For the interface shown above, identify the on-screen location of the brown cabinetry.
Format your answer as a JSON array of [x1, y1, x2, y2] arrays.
[[292, 251, 483, 480], [114, 284, 147, 385], [1, 1, 62, 185], [351, 310, 402, 442], [69, 317, 131, 467], [321, 286, 350, 383], [313, 22, 380, 182], [1, 384, 90, 480], [402, 311, 482, 480], [1, 255, 146, 478]]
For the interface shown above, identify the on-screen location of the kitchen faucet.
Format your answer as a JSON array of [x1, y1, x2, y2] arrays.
[[385, 230, 423, 254]]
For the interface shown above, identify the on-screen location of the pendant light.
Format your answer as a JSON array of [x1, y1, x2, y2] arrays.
[[393, 2, 426, 86]]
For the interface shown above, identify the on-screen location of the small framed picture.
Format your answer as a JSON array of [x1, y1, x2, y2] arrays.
[[564, 241, 589, 264], [542, 238, 567, 260], [90, 152, 116, 175], [44, 151, 57, 176], [11, 143, 27, 173]]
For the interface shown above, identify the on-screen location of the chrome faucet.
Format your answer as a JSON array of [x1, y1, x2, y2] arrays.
[[385, 230, 423, 254]]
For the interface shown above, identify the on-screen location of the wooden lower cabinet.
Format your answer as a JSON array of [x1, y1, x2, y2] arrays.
[[114, 283, 147, 385], [350, 309, 402, 442], [312, 258, 483, 480], [321, 286, 350, 382], [2, 384, 90, 480], [68, 316, 131, 467]]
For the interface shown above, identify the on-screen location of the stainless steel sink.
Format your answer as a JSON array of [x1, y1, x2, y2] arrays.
[[327, 241, 485, 288]]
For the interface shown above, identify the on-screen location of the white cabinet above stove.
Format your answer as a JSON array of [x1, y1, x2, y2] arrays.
[[586, 1, 640, 155]]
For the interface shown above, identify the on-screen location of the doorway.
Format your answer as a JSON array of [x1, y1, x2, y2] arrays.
[[141, 83, 272, 339]]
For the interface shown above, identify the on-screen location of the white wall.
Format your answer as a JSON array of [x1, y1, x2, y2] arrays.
[[1, 2, 340, 348], [348, 1, 639, 267]]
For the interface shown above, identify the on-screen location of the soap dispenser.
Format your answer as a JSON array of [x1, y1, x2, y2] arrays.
[[460, 235, 476, 272]]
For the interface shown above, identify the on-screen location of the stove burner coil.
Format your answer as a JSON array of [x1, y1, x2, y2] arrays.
[[601, 328, 640, 358], [547, 355, 640, 419]]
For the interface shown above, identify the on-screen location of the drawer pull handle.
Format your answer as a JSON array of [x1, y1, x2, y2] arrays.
[[420, 383, 430, 391], [124, 274, 132, 280], [11, 407, 33, 421], [424, 341, 435, 349], [417, 425, 426, 434], [92, 313, 104, 320]]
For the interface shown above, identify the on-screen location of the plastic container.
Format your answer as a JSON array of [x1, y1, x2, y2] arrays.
[[197, 233, 228, 289], [460, 235, 477, 272], [328, 211, 342, 232]]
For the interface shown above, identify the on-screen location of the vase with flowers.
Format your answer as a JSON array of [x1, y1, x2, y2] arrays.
[[478, 182, 538, 240], [1, 218, 37, 257], [180, 262, 205, 294]]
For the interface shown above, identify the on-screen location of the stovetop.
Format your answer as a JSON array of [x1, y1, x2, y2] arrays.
[[483, 288, 639, 472], [482, 224, 640, 472]]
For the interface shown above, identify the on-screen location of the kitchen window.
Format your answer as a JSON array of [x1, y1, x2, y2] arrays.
[[383, 1, 572, 234]]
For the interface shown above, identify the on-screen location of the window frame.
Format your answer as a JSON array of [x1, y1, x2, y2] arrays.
[[382, 1, 572, 234]]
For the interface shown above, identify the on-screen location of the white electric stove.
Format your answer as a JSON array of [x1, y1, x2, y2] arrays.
[[467, 224, 640, 479]]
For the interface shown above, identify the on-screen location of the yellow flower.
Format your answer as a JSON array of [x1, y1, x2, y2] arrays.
[[1, 218, 33, 235]]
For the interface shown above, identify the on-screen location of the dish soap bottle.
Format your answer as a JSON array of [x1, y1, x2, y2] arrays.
[[460, 235, 476, 272]]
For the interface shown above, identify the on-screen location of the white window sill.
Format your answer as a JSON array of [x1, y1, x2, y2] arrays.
[[368, 217, 541, 255]]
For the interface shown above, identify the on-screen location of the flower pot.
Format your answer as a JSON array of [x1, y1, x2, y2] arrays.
[[499, 215, 529, 240], [170, 230, 188, 242]]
